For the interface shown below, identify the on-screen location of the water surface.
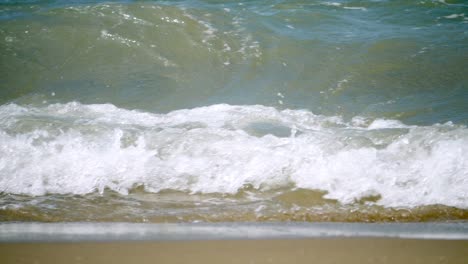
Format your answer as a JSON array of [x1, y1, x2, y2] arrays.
[[1, 0, 467, 222]]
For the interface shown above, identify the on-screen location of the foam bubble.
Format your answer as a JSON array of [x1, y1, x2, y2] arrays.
[[0, 102, 467, 209]]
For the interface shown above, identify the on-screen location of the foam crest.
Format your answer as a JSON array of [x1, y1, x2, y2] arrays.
[[0, 103, 467, 208]]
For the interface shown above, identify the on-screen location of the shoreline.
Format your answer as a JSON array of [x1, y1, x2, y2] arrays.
[[1, 222, 468, 242], [1, 222, 467, 263]]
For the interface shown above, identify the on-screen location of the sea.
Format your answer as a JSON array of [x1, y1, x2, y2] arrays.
[[0, 0, 467, 223]]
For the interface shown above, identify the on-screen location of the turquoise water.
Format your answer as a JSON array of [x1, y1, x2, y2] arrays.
[[2, 0, 467, 124], [0, 0, 467, 222]]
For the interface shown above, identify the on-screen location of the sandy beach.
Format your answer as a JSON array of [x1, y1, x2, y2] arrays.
[[1, 222, 467, 264], [2, 238, 468, 264]]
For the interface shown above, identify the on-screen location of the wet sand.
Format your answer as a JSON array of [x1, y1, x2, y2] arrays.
[[1, 222, 467, 263], [1, 238, 468, 264]]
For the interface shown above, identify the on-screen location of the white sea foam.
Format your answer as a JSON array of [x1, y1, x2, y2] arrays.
[[343, 7, 368, 11], [100, 30, 140, 47], [322, 2, 342, 7], [443, 13, 464, 19], [0, 103, 467, 209]]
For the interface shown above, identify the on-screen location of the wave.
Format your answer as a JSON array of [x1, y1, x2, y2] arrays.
[[0, 102, 467, 209]]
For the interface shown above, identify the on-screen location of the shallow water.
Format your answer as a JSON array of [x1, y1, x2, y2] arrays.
[[0, 0, 467, 222]]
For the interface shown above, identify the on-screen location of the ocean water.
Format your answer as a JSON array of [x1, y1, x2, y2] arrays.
[[0, 0, 467, 222]]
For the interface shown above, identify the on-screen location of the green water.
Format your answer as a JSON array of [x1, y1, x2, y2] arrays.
[[1, 0, 467, 123], [0, 0, 467, 222]]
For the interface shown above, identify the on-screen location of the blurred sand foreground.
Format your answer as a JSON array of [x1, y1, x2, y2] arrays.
[[1, 222, 467, 264], [1, 238, 468, 264]]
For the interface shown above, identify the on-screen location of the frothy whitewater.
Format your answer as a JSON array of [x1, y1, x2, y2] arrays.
[[1, 102, 467, 209]]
